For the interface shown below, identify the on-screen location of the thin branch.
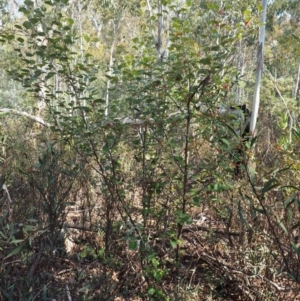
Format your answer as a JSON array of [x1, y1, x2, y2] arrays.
[[266, 69, 292, 118], [266, 69, 293, 142]]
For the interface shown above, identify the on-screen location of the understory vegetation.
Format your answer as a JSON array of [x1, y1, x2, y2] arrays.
[[0, 0, 300, 300]]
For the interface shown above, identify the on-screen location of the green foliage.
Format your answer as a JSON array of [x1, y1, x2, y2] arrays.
[[1, 0, 300, 300]]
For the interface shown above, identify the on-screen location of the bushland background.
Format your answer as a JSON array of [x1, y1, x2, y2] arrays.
[[0, 0, 300, 300]]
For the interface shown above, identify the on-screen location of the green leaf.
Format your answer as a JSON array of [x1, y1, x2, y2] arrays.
[[7, 35, 15, 41], [23, 225, 36, 233], [211, 45, 220, 51], [287, 207, 293, 225], [66, 18, 74, 25], [11, 239, 24, 245], [24, 0, 34, 7], [199, 57, 211, 65], [148, 288, 155, 295], [193, 196, 201, 206], [173, 155, 184, 164], [277, 219, 288, 235], [83, 36, 90, 42], [176, 211, 192, 225], [170, 238, 178, 249], [23, 21, 32, 29], [29, 17, 40, 25], [153, 269, 165, 281], [129, 239, 139, 250], [291, 241, 299, 253], [284, 194, 296, 208], [248, 161, 256, 184], [28, 218, 38, 223], [224, 4, 232, 10], [161, 0, 170, 5], [262, 178, 278, 195], [207, 3, 219, 10], [243, 9, 251, 17], [250, 136, 257, 148], [5, 244, 26, 259], [221, 138, 230, 146], [207, 183, 230, 192]]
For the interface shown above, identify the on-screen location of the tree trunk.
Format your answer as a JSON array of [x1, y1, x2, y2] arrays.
[[250, 0, 268, 134]]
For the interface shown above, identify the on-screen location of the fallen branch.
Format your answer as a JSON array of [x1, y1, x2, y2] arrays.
[[0, 108, 50, 127], [182, 225, 240, 236], [0, 106, 246, 131]]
